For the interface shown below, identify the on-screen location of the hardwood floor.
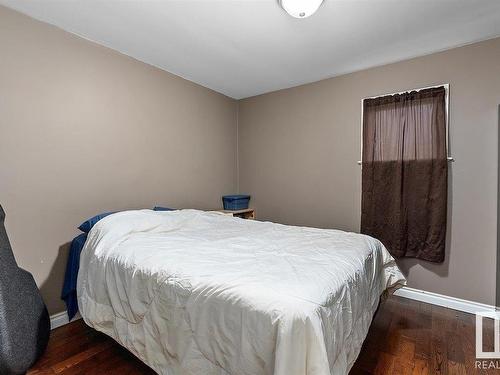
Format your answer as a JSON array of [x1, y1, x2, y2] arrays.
[[351, 296, 495, 374], [28, 296, 496, 374]]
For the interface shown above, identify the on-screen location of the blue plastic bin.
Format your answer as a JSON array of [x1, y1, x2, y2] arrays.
[[222, 195, 251, 210]]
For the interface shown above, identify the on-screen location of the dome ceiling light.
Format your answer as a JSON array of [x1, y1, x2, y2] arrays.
[[279, 0, 324, 18]]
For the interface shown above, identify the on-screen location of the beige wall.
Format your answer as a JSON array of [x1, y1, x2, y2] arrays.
[[239, 37, 500, 305], [0, 6, 238, 314]]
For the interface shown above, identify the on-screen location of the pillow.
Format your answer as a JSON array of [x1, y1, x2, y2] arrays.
[[153, 206, 175, 211], [78, 212, 114, 233], [78, 207, 175, 233]]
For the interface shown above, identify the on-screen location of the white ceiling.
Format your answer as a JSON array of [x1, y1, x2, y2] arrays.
[[2, 0, 500, 99]]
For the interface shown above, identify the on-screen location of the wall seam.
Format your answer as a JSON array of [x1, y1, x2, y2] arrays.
[[236, 101, 240, 193], [496, 104, 499, 308]]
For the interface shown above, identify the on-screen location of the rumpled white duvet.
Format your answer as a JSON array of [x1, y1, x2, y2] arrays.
[[77, 209, 405, 375]]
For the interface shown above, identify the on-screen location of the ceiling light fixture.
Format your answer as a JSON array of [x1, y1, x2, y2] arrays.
[[279, 0, 324, 18]]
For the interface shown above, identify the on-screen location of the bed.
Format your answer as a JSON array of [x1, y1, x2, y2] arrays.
[[77, 209, 405, 375]]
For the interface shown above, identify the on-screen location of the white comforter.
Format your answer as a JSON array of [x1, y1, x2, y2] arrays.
[[77, 209, 405, 375]]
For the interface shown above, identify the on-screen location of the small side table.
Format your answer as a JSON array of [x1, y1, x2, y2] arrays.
[[218, 208, 255, 220]]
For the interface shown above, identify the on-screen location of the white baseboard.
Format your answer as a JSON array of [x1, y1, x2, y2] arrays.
[[48, 287, 495, 330], [50, 311, 81, 330], [394, 286, 496, 314]]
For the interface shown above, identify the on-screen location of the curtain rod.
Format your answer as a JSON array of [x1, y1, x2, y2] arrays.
[[362, 83, 449, 100], [356, 157, 455, 165]]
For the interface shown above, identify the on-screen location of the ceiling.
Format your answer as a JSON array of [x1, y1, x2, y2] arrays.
[[2, 0, 500, 99]]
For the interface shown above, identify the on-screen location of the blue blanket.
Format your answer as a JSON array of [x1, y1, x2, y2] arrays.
[[61, 233, 87, 320]]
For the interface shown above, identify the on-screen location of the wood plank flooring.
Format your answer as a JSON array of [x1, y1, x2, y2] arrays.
[[28, 295, 497, 374]]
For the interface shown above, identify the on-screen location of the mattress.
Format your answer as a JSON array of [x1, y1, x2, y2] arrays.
[[77, 209, 405, 375]]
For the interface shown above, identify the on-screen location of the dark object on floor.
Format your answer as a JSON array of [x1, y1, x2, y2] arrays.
[[0, 205, 50, 375]]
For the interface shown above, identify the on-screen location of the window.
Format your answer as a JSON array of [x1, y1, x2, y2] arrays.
[[360, 85, 449, 263]]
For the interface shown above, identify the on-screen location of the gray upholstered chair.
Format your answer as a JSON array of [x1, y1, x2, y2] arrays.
[[0, 205, 50, 374]]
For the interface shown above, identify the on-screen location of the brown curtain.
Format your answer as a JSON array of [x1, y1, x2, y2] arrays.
[[360, 86, 448, 263]]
